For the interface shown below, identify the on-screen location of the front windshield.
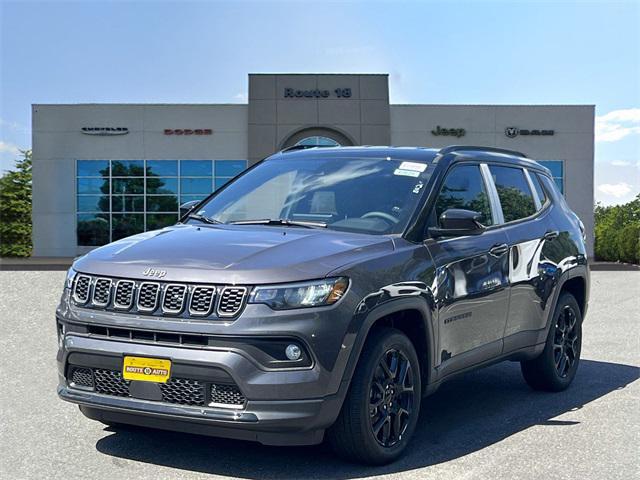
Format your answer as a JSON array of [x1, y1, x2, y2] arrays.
[[192, 155, 433, 235]]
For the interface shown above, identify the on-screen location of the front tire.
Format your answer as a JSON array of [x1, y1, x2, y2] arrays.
[[328, 328, 421, 465], [521, 292, 582, 391]]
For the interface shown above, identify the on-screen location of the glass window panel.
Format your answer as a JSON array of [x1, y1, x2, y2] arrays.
[[529, 172, 547, 206], [214, 177, 232, 190], [181, 177, 212, 194], [489, 166, 536, 223], [77, 195, 109, 212], [295, 136, 340, 147], [77, 160, 109, 177], [539, 160, 563, 178], [180, 195, 206, 205], [180, 160, 212, 177], [147, 195, 178, 212], [146, 160, 178, 177], [435, 165, 493, 226], [146, 177, 178, 194], [215, 160, 246, 177], [112, 178, 144, 194], [112, 195, 145, 212], [77, 213, 110, 246], [111, 160, 145, 176], [554, 177, 564, 194], [112, 214, 145, 241], [147, 213, 179, 230], [77, 177, 109, 194]]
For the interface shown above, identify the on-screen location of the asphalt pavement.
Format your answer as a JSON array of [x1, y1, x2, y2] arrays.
[[1, 270, 638, 480]]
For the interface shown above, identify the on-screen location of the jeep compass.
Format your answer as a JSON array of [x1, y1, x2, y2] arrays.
[[57, 145, 589, 464]]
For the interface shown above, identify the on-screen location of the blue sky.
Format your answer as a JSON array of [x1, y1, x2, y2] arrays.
[[1, 0, 638, 204]]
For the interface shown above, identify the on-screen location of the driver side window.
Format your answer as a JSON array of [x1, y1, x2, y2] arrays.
[[434, 164, 493, 226]]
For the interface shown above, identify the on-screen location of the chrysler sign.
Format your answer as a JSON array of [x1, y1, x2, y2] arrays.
[[505, 127, 554, 138], [81, 127, 128, 135]]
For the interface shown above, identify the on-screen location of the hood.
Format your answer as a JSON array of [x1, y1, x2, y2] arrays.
[[73, 224, 394, 284]]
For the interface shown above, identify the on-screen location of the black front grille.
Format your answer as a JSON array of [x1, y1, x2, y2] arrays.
[[80, 367, 244, 408], [94, 369, 130, 397], [92, 278, 112, 306], [162, 284, 187, 314], [189, 286, 216, 315], [210, 384, 246, 407], [160, 378, 205, 406], [70, 367, 93, 388], [114, 280, 135, 309], [218, 287, 247, 317], [137, 283, 160, 311], [73, 275, 91, 303]]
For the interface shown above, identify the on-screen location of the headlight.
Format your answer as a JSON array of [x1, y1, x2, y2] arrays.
[[249, 277, 349, 310], [65, 267, 77, 290]]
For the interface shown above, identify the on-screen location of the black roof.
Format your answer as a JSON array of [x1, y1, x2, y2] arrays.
[[272, 145, 550, 175]]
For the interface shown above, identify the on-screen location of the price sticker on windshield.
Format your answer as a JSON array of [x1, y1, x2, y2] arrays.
[[398, 161, 427, 172]]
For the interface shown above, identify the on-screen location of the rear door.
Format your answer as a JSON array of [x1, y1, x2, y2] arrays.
[[425, 163, 510, 374], [486, 165, 554, 348]]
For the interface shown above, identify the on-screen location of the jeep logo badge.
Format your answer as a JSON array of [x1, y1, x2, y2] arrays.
[[142, 268, 167, 278]]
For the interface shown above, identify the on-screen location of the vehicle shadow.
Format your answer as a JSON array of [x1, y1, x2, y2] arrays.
[[95, 359, 638, 479]]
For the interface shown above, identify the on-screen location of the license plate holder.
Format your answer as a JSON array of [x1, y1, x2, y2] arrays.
[[122, 356, 171, 383]]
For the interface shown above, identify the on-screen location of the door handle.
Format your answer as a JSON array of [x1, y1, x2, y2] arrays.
[[489, 243, 509, 257], [544, 230, 559, 241]]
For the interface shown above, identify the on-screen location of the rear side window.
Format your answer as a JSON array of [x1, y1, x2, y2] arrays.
[[529, 171, 548, 206], [434, 164, 493, 226], [488, 166, 536, 223]]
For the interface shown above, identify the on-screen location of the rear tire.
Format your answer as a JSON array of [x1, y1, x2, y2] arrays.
[[327, 328, 421, 465], [521, 292, 582, 391]]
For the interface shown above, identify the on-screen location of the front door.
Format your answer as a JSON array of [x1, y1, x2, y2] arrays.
[[425, 163, 510, 375]]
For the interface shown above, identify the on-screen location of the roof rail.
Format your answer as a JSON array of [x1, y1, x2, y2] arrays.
[[280, 144, 338, 153], [280, 145, 318, 153], [438, 145, 527, 158]]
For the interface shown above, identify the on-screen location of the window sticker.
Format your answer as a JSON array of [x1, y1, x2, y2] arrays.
[[413, 181, 424, 194], [394, 169, 420, 178], [399, 161, 427, 172]]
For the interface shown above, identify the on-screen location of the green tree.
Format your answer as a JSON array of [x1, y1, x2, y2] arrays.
[[0, 149, 32, 257], [594, 194, 640, 264]]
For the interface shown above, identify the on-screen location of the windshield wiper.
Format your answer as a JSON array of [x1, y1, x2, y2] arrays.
[[230, 218, 327, 229], [187, 213, 222, 225]]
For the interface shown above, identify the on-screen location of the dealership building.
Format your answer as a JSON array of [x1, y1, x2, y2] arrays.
[[32, 73, 595, 257]]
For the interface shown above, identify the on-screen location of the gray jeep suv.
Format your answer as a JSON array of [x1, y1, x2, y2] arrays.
[[57, 145, 589, 464]]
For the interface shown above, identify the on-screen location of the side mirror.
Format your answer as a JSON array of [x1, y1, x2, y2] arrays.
[[428, 209, 486, 238], [179, 200, 201, 218]]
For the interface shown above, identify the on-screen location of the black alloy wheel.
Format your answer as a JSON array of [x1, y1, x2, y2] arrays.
[[553, 304, 580, 378], [328, 328, 421, 465], [521, 292, 582, 392], [369, 349, 415, 447]]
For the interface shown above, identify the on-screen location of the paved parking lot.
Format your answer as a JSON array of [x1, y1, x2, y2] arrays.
[[1, 270, 638, 480]]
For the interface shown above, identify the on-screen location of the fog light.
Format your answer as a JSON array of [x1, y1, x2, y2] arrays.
[[285, 344, 302, 361]]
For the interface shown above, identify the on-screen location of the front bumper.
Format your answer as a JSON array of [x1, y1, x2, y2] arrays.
[[57, 333, 347, 445]]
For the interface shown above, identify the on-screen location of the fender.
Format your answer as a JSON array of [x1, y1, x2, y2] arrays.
[[339, 296, 436, 395]]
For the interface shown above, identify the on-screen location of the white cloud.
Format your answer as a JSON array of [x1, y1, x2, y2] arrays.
[[0, 141, 20, 155], [597, 182, 633, 198], [595, 108, 640, 142], [611, 160, 631, 167], [233, 92, 248, 103]]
